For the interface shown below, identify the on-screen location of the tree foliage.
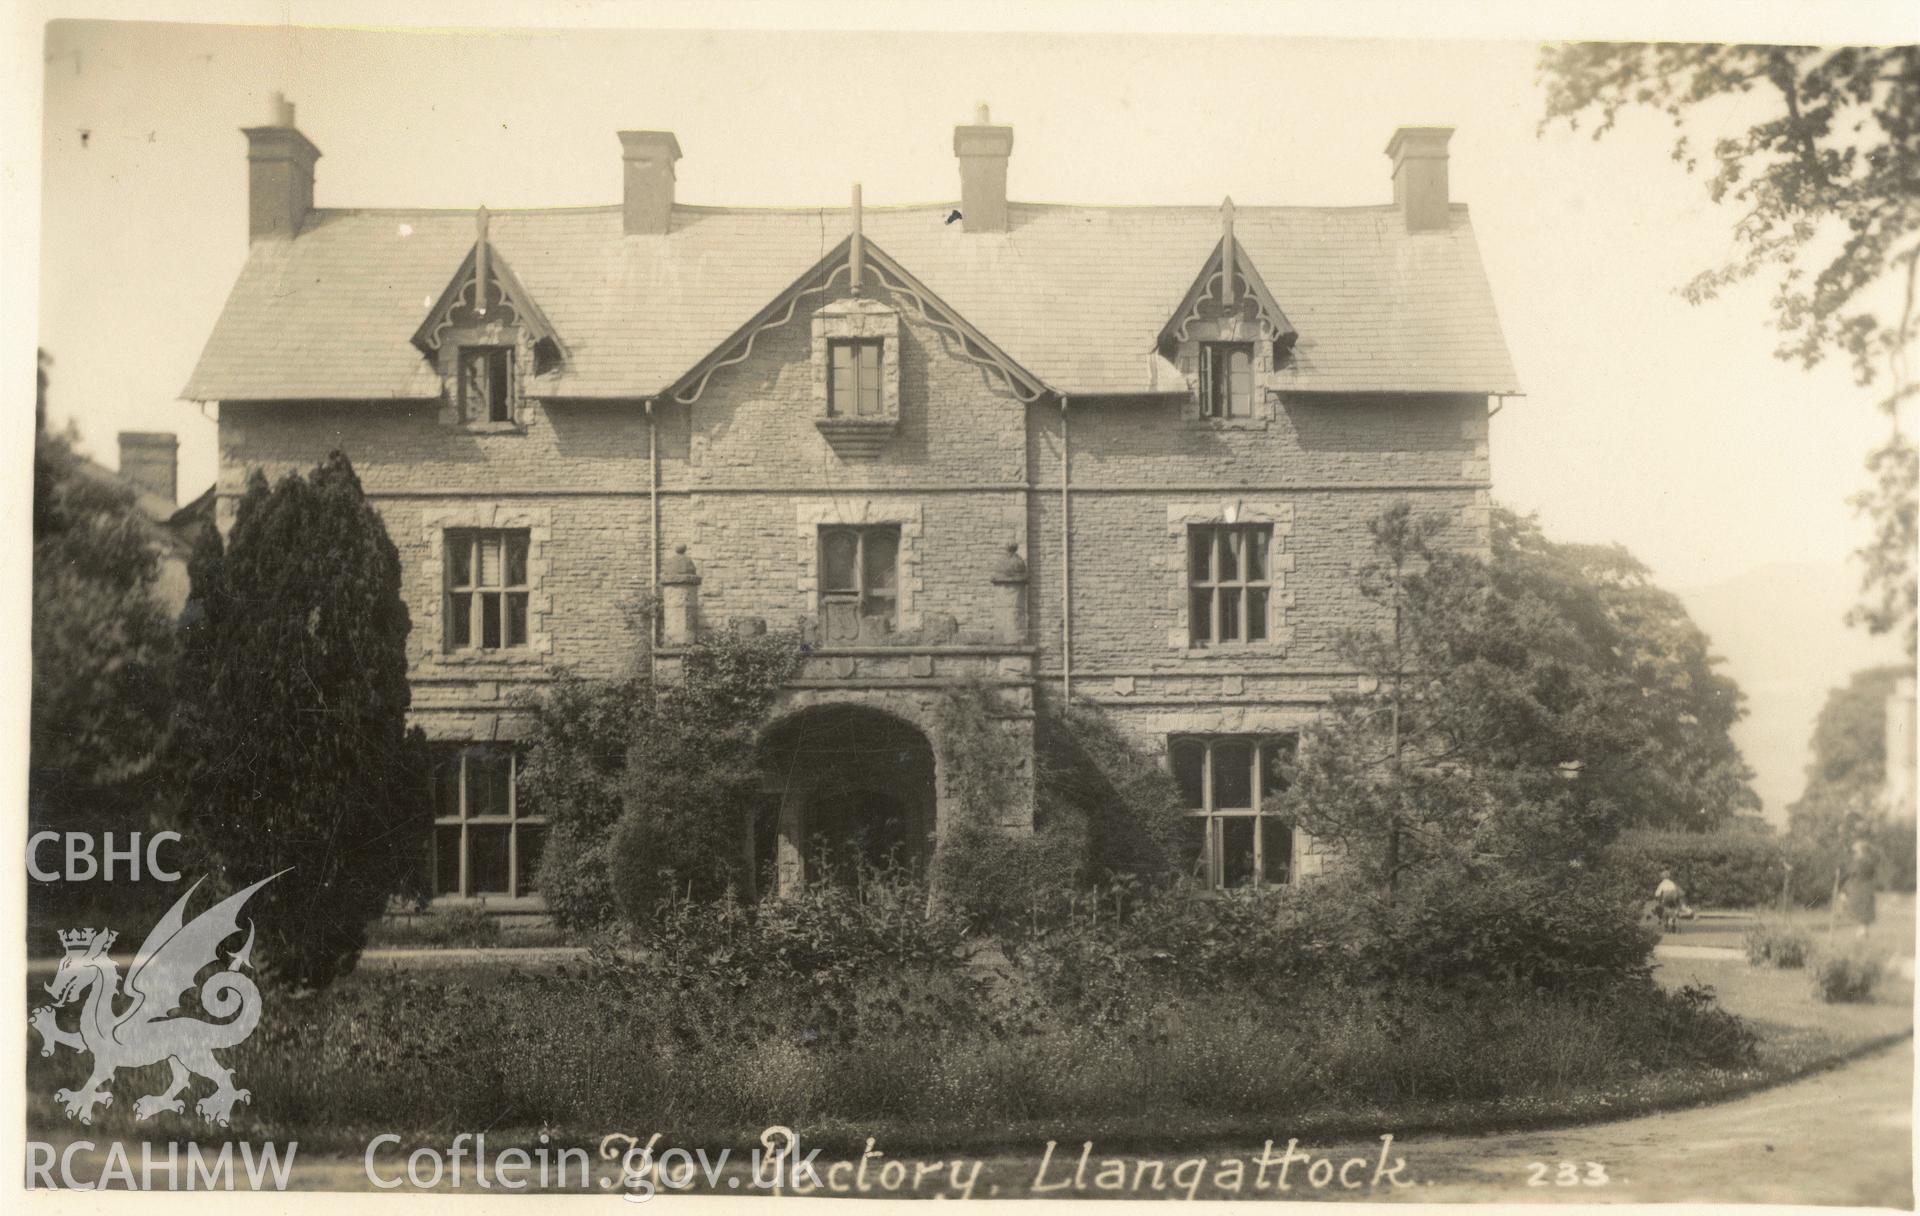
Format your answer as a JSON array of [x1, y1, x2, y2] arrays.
[[1490, 508, 1759, 827], [1539, 43, 1920, 655], [1279, 504, 1757, 894], [1789, 664, 1909, 840], [169, 453, 428, 988], [31, 363, 177, 806]]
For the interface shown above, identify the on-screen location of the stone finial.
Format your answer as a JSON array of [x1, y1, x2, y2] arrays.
[[661, 543, 701, 585], [990, 541, 1029, 584], [660, 545, 701, 645], [991, 542, 1030, 643]]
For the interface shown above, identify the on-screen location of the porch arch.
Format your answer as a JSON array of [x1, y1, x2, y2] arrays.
[[755, 703, 938, 897]]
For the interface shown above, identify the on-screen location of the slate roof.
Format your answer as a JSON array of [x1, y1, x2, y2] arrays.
[[182, 201, 1520, 403]]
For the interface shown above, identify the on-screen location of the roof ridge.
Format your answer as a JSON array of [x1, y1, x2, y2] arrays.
[[304, 199, 1467, 219]]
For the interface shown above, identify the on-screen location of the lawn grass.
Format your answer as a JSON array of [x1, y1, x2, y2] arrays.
[[1653, 891, 1912, 1073]]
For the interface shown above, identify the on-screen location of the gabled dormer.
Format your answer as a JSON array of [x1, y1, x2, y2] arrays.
[[1157, 199, 1297, 426], [411, 208, 565, 431], [660, 185, 1048, 461]]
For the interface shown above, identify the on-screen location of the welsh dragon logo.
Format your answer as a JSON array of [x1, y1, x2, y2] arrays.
[[32, 873, 280, 1127]]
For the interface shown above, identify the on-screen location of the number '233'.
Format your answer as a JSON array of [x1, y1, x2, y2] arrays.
[[1527, 1162, 1609, 1187]]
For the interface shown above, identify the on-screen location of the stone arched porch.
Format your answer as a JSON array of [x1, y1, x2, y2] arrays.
[[753, 678, 1035, 897]]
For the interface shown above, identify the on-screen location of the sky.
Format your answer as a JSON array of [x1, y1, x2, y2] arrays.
[[16, 4, 1918, 814]]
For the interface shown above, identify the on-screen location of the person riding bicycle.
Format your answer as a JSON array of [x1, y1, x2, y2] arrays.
[[1654, 868, 1685, 932]]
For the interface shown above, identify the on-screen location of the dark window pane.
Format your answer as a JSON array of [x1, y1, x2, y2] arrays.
[[1261, 736, 1297, 800], [1220, 817, 1256, 888], [1213, 741, 1254, 809], [468, 826, 511, 895], [822, 530, 858, 593], [487, 351, 512, 422], [1190, 529, 1212, 582], [432, 749, 463, 820], [1217, 530, 1239, 582], [468, 750, 513, 818], [1190, 588, 1212, 643], [1179, 816, 1209, 885], [1260, 818, 1293, 886], [434, 825, 463, 895], [1219, 587, 1241, 641], [1245, 528, 1268, 581], [505, 534, 528, 586], [507, 593, 528, 647], [1247, 587, 1267, 642], [864, 529, 898, 593], [1171, 739, 1206, 809], [517, 824, 547, 894], [481, 594, 501, 649], [449, 536, 472, 587], [449, 593, 472, 647]]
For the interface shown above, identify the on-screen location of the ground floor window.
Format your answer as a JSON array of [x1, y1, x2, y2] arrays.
[[1170, 734, 1297, 889], [429, 744, 545, 899]]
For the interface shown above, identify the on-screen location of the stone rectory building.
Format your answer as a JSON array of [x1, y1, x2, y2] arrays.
[[185, 101, 1519, 912]]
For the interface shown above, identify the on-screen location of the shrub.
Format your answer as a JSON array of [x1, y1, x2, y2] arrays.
[[931, 685, 1186, 932], [1607, 829, 1798, 908], [608, 624, 801, 919], [1356, 867, 1657, 993], [1813, 949, 1883, 1003], [523, 617, 801, 927], [613, 867, 994, 1050], [520, 663, 651, 930], [1742, 920, 1811, 969], [1035, 700, 1187, 882], [932, 820, 1085, 935]]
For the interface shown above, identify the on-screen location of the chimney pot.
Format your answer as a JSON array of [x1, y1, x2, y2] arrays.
[[118, 432, 178, 506], [618, 130, 682, 235], [1385, 125, 1453, 232], [952, 108, 1013, 233], [242, 99, 321, 242]]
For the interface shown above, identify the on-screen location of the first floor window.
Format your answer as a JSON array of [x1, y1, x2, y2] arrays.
[[429, 745, 546, 898], [459, 346, 515, 423], [1189, 523, 1271, 645], [827, 339, 884, 417], [819, 524, 899, 641], [446, 529, 530, 651], [1171, 734, 1296, 890], [1200, 342, 1253, 418]]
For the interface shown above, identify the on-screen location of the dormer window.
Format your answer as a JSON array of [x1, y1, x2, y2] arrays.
[[459, 346, 515, 424], [1201, 343, 1254, 419], [811, 299, 901, 458], [828, 339, 885, 417]]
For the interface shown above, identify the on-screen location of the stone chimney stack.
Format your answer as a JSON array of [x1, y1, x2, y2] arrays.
[[618, 130, 682, 235], [1385, 126, 1453, 233], [118, 432, 178, 505], [242, 92, 321, 241], [952, 103, 1013, 233]]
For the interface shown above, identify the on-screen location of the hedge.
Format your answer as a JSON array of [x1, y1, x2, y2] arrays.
[[1606, 829, 1835, 909]]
